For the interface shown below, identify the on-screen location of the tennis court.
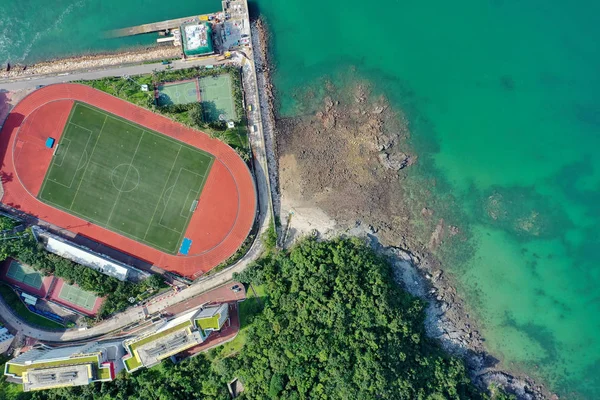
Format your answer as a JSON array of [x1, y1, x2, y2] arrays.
[[198, 74, 236, 122], [157, 80, 200, 106], [38, 102, 214, 254], [57, 283, 98, 311], [6, 260, 43, 290]]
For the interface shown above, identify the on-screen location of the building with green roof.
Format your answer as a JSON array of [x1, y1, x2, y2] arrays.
[[4, 341, 122, 392], [181, 22, 214, 57], [122, 304, 229, 373]]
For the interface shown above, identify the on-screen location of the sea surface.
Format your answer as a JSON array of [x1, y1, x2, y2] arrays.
[[1, 0, 599, 398]]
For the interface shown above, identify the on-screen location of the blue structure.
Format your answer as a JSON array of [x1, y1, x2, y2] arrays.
[[179, 238, 193, 255], [45, 137, 55, 148]]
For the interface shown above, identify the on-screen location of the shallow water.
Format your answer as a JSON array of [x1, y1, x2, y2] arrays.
[[0, 0, 219, 65], [1, 0, 599, 398]]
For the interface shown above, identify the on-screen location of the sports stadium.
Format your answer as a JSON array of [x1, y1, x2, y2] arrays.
[[0, 84, 256, 279]]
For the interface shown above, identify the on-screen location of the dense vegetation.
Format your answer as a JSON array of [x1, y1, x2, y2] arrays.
[[78, 65, 250, 160], [0, 223, 164, 319], [235, 238, 478, 399], [0, 214, 20, 232], [0, 237, 515, 399]]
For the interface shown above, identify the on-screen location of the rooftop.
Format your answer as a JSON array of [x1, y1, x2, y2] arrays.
[[6, 354, 100, 377], [195, 303, 229, 331], [136, 329, 200, 367], [123, 320, 196, 371], [42, 233, 130, 281], [22, 364, 92, 392]]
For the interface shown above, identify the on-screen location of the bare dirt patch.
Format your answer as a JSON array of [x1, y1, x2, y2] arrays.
[[277, 82, 418, 247]]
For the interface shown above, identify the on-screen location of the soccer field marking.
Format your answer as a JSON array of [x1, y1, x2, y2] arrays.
[[41, 127, 92, 191], [157, 167, 205, 232], [52, 138, 70, 167], [68, 121, 93, 134], [179, 189, 200, 218], [76, 150, 89, 171], [142, 145, 182, 241], [162, 186, 174, 207], [77, 102, 213, 161], [110, 164, 141, 193], [106, 131, 145, 228], [68, 115, 108, 210], [39, 102, 216, 254], [40, 196, 177, 254]]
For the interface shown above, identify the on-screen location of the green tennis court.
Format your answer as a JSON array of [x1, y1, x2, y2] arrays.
[[157, 81, 200, 106], [57, 283, 97, 311], [38, 102, 214, 254], [6, 260, 43, 290], [198, 74, 236, 122]]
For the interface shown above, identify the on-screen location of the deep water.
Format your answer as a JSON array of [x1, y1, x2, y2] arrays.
[[1, 0, 600, 398]]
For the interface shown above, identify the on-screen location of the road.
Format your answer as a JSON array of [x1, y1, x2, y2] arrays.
[[0, 241, 262, 342], [0, 57, 226, 91]]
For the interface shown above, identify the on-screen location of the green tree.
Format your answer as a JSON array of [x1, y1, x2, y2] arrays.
[[188, 102, 204, 127]]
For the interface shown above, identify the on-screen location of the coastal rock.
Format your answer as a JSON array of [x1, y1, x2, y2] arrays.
[[378, 151, 412, 171], [421, 207, 434, 218]]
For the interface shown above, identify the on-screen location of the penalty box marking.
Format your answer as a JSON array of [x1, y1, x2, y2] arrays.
[[157, 167, 205, 233]]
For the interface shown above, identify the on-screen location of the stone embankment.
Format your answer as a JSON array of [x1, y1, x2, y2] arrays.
[[251, 19, 281, 221], [1, 46, 181, 80]]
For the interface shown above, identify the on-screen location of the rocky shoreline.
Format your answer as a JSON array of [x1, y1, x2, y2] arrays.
[[256, 16, 556, 400], [383, 243, 554, 400], [0, 45, 180, 80]]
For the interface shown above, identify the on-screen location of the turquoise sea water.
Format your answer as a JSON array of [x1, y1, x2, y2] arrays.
[[1, 1, 599, 398]]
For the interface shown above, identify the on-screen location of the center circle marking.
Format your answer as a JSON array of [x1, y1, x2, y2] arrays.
[[111, 164, 140, 193]]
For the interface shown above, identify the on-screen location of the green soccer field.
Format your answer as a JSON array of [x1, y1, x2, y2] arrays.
[[38, 102, 214, 254]]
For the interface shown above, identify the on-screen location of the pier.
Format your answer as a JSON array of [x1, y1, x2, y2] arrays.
[[109, 14, 213, 37]]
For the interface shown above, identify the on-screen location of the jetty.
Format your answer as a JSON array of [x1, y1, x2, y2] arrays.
[[108, 14, 213, 37]]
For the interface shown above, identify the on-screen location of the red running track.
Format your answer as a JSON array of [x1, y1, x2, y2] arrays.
[[0, 84, 256, 279]]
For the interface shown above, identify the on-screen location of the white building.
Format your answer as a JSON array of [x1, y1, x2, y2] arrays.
[[0, 326, 15, 354]]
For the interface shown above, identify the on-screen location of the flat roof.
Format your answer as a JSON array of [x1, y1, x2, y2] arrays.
[[124, 320, 196, 371], [44, 235, 129, 281], [23, 364, 91, 392], [6, 354, 100, 377], [136, 329, 200, 367]]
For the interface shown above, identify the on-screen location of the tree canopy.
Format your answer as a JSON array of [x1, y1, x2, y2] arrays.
[[236, 237, 476, 399], [0, 237, 514, 399]]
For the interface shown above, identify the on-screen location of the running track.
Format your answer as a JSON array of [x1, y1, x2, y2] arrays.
[[0, 84, 256, 278]]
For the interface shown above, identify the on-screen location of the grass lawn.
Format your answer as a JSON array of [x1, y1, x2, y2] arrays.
[[38, 102, 214, 254], [0, 284, 63, 329], [217, 284, 266, 358]]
